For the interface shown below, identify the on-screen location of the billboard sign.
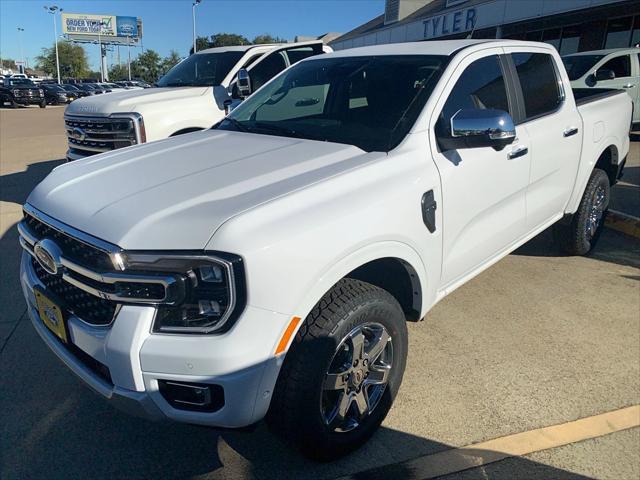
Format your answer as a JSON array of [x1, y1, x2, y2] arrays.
[[62, 13, 116, 36], [62, 13, 140, 39], [116, 16, 138, 37]]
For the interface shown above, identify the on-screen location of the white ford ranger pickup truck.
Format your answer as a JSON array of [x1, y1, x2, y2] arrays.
[[64, 41, 331, 161], [20, 40, 631, 459]]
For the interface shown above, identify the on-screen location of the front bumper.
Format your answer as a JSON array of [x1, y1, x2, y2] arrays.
[[21, 252, 289, 428], [14, 96, 44, 105]]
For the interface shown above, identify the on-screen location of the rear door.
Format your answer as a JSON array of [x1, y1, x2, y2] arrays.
[[429, 50, 531, 288], [503, 46, 582, 231]]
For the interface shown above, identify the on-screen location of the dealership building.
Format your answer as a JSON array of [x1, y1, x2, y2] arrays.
[[331, 0, 640, 54]]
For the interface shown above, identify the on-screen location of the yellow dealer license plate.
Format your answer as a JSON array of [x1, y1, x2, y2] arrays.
[[35, 289, 68, 344]]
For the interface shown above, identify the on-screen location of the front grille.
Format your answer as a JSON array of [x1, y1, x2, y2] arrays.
[[20, 207, 178, 328], [65, 115, 139, 156], [32, 258, 117, 326], [24, 214, 113, 271]]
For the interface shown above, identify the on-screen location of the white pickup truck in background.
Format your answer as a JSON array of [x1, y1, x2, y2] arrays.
[[63, 41, 331, 160], [20, 40, 631, 460], [562, 47, 639, 129]]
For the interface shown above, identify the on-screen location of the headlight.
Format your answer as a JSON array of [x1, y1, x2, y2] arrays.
[[39, 89, 44, 95], [122, 252, 246, 334], [12, 89, 22, 96]]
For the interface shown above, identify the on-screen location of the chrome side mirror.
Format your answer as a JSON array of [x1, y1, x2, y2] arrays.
[[440, 108, 516, 151], [237, 68, 252, 98]]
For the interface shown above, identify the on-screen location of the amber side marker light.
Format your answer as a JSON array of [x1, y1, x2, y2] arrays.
[[275, 316, 301, 355]]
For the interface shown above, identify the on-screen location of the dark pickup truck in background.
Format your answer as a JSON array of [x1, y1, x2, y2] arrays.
[[1, 78, 46, 108]]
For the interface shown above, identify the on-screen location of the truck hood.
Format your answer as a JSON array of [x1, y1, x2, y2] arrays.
[[28, 130, 382, 250], [65, 86, 210, 115]]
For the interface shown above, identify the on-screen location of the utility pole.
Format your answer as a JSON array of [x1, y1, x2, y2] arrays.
[[17, 27, 25, 73], [192, 0, 202, 54], [127, 35, 131, 80], [44, 6, 62, 83]]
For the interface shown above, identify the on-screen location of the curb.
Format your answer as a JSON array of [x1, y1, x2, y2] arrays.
[[606, 209, 640, 239]]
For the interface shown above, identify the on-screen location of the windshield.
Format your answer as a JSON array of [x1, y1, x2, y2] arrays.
[[562, 55, 605, 80], [9, 78, 36, 87], [156, 51, 244, 87], [218, 55, 447, 152]]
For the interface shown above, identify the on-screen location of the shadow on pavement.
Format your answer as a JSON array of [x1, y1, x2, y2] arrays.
[[512, 225, 640, 269], [0, 321, 597, 480]]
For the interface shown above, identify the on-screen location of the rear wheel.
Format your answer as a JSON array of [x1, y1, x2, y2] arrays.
[[267, 278, 408, 460], [554, 168, 609, 255]]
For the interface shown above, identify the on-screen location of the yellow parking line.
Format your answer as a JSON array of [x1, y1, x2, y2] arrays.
[[338, 405, 640, 480]]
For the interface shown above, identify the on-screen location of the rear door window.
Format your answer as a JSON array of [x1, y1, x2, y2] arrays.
[[512, 52, 563, 121]]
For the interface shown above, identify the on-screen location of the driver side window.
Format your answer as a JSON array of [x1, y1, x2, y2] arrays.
[[599, 55, 631, 78], [437, 55, 511, 137]]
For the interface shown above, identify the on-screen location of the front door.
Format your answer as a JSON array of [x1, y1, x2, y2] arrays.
[[429, 51, 531, 288]]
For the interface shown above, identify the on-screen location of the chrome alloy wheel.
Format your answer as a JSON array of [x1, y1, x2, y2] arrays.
[[586, 185, 606, 238], [321, 322, 393, 433]]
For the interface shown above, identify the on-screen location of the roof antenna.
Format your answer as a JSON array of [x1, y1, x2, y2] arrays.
[[465, 18, 477, 39]]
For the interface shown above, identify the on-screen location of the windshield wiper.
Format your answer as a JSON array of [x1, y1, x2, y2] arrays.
[[222, 117, 250, 132], [250, 122, 299, 137]]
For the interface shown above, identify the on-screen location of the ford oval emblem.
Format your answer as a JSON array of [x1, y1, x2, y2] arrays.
[[72, 127, 86, 141], [34, 239, 62, 276]]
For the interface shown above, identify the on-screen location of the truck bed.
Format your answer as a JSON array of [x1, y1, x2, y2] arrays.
[[573, 88, 625, 107]]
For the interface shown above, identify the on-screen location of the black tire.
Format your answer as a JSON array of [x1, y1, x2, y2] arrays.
[[267, 278, 408, 460], [39, 100, 46, 109], [554, 168, 610, 255], [10, 100, 18, 109]]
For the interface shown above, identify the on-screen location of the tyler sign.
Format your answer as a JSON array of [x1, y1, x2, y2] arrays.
[[422, 7, 477, 39]]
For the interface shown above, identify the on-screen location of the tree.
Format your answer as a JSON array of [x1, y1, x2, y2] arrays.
[[36, 41, 89, 79], [210, 33, 250, 47], [130, 49, 162, 83], [190, 36, 212, 55], [108, 63, 129, 81], [253, 34, 287, 44], [160, 50, 182, 75]]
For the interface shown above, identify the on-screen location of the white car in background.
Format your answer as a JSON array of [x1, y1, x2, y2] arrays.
[[63, 41, 331, 160], [563, 48, 640, 129]]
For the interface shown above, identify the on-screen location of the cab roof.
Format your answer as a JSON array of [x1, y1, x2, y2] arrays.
[[312, 39, 554, 58]]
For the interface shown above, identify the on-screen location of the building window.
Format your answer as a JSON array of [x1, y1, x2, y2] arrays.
[[472, 27, 497, 39], [525, 31, 543, 42], [559, 25, 582, 55], [632, 16, 640, 47], [512, 53, 562, 121], [542, 28, 561, 50], [605, 16, 633, 48]]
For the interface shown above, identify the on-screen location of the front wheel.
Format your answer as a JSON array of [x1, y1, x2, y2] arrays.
[[267, 278, 408, 460], [39, 100, 46, 109], [554, 168, 610, 255]]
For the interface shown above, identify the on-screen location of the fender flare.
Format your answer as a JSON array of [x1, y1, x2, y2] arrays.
[[279, 241, 429, 351], [565, 136, 621, 214]]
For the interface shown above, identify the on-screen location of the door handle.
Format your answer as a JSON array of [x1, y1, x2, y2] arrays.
[[623, 83, 635, 88], [508, 145, 528, 160], [563, 127, 579, 137]]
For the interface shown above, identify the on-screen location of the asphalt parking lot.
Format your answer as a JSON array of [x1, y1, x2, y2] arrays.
[[0, 106, 638, 480]]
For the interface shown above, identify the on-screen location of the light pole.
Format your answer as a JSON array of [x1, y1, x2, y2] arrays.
[[98, 20, 105, 82], [17, 27, 25, 73], [127, 35, 132, 80], [44, 5, 62, 83], [192, 0, 202, 54]]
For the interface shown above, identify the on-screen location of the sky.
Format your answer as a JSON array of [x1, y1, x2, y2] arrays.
[[0, 0, 384, 71]]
